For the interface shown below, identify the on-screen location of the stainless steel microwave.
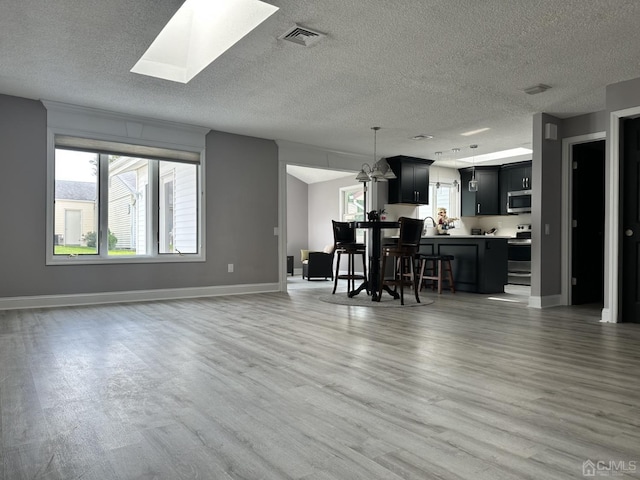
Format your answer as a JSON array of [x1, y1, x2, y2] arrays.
[[507, 190, 532, 213]]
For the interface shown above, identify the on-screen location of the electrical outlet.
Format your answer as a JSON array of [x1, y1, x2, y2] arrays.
[[227, 263, 234, 273]]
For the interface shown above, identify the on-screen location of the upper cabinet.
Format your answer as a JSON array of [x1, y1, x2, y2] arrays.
[[459, 166, 501, 216], [387, 156, 434, 204], [499, 161, 532, 214], [504, 161, 532, 191]]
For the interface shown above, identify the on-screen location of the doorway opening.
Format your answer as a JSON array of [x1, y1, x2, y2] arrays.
[[571, 140, 605, 306]]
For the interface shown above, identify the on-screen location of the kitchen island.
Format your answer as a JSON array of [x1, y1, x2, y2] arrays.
[[418, 235, 509, 293]]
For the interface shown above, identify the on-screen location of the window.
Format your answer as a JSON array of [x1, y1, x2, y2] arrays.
[[44, 101, 208, 265], [340, 185, 365, 243], [51, 140, 201, 262], [417, 183, 459, 222]]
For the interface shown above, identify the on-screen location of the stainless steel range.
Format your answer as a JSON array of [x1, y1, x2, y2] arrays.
[[508, 224, 531, 285]]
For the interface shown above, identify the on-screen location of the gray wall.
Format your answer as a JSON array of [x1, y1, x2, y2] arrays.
[[308, 176, 361, 251], [0, 94, 279, 298], [286, 174, 308, 269], [531, 113, 563, 298], [531, 110, 606, 301], [563, 111, 606, 138], [606, 77, 640, 112]]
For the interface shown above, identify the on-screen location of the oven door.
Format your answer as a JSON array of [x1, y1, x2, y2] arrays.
[[508, 241, 531, 285]]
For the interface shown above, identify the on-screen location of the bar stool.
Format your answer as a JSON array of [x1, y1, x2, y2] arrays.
[[378, 217, 424, 305], [332, 221, 368, 295], [417, 254, 455, 294]]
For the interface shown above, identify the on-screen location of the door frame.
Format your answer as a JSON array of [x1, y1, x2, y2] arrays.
[[560, 132, 605, 307], [608, 106, 640, 323]]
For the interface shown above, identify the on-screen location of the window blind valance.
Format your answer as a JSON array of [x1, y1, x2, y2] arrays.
[[43, 100, 209, 163], [55, 135, 201, 163]]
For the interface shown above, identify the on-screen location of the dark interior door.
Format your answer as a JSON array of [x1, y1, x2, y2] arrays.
[[571, 140, 605, 305], [622, 118, 640, 322]]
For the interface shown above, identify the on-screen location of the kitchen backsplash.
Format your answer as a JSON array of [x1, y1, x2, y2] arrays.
[[383, 203, 531, 237]]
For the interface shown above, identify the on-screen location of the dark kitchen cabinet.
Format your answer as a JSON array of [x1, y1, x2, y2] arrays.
[[506, 161, 532, 191], [387, 156, 434, 204], [460, 166, 500, 216], [499, 161, 532, 214]]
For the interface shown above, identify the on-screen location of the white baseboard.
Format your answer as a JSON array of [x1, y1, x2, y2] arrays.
[[0, 283, 281, 311], [600, 307, 616, 323], [528, 294, 563, 309]]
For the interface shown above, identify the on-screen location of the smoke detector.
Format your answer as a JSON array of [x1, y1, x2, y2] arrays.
[[279, 24, 326, 46]]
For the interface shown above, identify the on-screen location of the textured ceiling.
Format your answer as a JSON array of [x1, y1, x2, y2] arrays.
[[2, 0, 640, 169]]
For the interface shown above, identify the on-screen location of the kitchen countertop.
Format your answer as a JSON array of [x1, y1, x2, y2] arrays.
[[388, 234, 511, 239], [420, 235, 511, 239]]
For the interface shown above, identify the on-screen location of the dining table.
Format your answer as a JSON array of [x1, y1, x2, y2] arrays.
[[350, 220, 401, 301]]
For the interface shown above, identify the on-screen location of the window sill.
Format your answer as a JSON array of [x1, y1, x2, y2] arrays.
[[46, 254, 206, 266]]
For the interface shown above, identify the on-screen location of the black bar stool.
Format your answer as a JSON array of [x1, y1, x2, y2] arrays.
[[332, 221, 368, 295], [378, 217, 424, 305]]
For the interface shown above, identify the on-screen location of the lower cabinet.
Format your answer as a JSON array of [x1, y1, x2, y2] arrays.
[[418, 237, 508, 293]]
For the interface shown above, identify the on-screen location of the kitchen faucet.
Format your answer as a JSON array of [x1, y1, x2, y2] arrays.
[[423, 216, 436, 227]]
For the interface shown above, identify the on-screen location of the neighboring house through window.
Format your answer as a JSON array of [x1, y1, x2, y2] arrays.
[[45, 101, 208, 264], [340, 184, 365, 243]]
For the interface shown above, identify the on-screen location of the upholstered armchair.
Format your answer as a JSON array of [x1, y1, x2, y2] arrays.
[[301, 245, 335, 281]]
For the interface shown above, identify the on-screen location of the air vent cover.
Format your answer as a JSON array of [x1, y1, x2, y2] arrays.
[[279, 24, 326, 46]]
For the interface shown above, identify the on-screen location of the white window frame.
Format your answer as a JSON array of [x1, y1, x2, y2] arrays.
[[418, 182, 460, 221], [44, 101, 208, 265], [339, 184, 366, 243]]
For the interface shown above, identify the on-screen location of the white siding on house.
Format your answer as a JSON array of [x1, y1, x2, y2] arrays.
[[136, 165, 149, 254], [172, 163, 198, 253], [108, 175, 135, 249]]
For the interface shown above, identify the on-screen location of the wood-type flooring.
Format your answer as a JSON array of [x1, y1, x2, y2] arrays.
[[1, 284, 639, 479]]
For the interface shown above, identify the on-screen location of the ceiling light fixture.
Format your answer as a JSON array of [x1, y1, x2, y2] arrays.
[[460, 127, 490, 137], [468, 144, 478, 192], [434, 152, 442, 189], [131, 0, 279, 83], [523, 84, 551, 95], [355, 127, 396, 185], [411, 134, 434, 141], [369, 127, 396, 181], [452, 147, 460, 192]]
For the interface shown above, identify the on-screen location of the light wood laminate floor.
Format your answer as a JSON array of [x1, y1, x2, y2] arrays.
[[1, 286, 639, 479]]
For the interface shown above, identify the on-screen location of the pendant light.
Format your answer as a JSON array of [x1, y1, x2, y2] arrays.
[[468, 144, 478, 192], [452, 147, 460, 192], [368, 127, 396, 181], [434, 151, 442, 189]]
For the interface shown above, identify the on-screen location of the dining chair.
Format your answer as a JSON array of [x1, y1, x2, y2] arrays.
[[332, 221, 368, 295], [377, 217, 424, 304]]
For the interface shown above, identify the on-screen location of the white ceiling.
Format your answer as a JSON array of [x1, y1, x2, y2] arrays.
[[3, 1, 640, 171]]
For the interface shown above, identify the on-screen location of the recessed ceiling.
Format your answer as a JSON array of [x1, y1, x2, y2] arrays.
[[2, 0, 640, 170], [287, 165, 355, 184]]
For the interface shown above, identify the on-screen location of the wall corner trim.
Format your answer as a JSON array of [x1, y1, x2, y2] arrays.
[[0, 283, 280, 311]]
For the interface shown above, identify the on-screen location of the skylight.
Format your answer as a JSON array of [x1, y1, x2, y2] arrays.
[[458, 147, 533, 164], [131, 0, 279, 83]]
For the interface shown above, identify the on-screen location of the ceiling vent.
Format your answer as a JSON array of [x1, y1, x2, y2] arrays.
[[279, 24, 326, 46]]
